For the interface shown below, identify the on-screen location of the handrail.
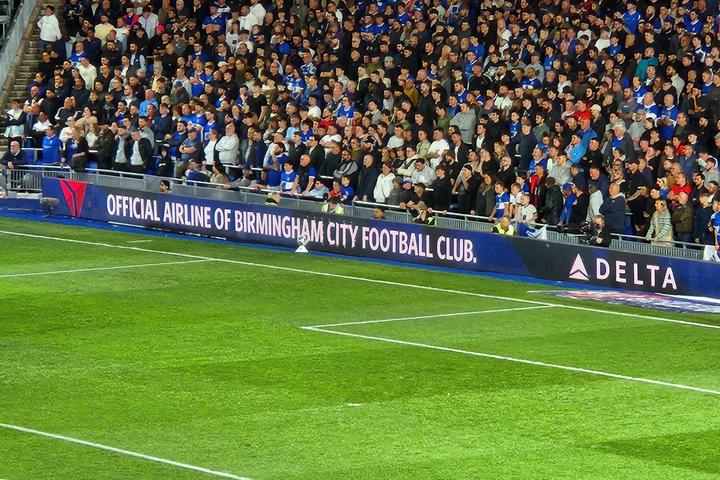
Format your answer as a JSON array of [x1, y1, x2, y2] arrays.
[[0, 0, 36, 110], [611, 232, 702, 249], [4, 165, 709, 262]]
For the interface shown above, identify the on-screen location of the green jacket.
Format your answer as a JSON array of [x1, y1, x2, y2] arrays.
[[671, 203, 694, 234]]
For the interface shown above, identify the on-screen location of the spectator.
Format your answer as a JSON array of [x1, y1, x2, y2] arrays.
[[430, 166, 451, 212], [472, 174, 496, 218], [589, 215, 612, 248], [703, 157, 720, 187], [491, 216, 515, 235], [66, 128, 89, 172], [646, 199, 674, 247], [373, 162, 395, 204], [176, 127, 202, 177], [186, 159, 210, 184], [410, 157, 435, 186], [321, 196, 344, 215], [490, 182, 510, 220], [356, 155, 379, 203], [586, 185, 604, 223], [693, 193, 714, 245], [279, 161, 297, 193], [265, 191, 281, 207], [304, 179, 328, 200], [517, 193, 538, 235], [713, 199, 720, 252], [671, 192, 694, 244], [0, 140, 25, 171], [600, 183, 628, 235], [39, 126, 63, 166], [412, 201, 436, 225], [37, 6, 62, 54], [127, 128, 151, 174], [543, 177, 564, 226]]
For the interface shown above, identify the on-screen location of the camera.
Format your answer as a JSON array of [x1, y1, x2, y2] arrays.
[[578, 222, 598, 245]]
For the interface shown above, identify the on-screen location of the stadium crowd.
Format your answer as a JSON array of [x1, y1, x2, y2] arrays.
[[4, 0, 720, 248]]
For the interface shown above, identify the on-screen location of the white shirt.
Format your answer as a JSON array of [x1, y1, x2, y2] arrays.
[[204, 139, 217, 165], [238, 14, 259, 31], [115, 26, 129, 45], [115, 138, 127, 164], [386, 135, 404, 150], [320, 133, 342, 154], [411, 166, 436, 185], [138, 13, 159, 39], [428, 139, 450, 168], [587, 190, 603, 222], [307, 105, 322, 119], [216, 133, 239, 163], [77, 63, 97, 90], [249, 2, 266, 25], [37, 14, 62, 42], [130, 140, 143, 166], [4, 108, 23, 138], [33, 119, 52, 132], [520, 204, 537, 222], [373, 172, 395, 203]]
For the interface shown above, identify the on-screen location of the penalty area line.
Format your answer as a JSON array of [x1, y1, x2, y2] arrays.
[[0, 423, 251, 480], [303, 305, 554, 329], [302, 327, 720, 397]]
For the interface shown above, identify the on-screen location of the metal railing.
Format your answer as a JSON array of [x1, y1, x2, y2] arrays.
[[611, 233, 705, 261], [0, 0, 34, 96], [2, 163, 711, 262]]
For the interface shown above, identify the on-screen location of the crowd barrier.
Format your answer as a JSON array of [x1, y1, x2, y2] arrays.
[[40, 176, 720, 297]]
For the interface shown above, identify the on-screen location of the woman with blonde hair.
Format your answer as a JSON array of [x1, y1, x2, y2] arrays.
[[66, 127, 89, 172], [211, 161, 229, 186]]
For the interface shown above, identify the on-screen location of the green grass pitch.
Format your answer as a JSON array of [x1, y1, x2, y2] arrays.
[[0, 216, 718, 479]]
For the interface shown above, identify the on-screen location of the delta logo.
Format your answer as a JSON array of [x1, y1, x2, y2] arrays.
[[58, 179, 87, 218], [568, 254, 677, 290]]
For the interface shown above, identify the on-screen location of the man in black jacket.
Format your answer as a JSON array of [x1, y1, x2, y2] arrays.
[[543, 177, 564, 225], [589, 214, 612, 247], [307, 134, 325, 170], [599, 182, 627, 235], [355, 154, 379, 202], [430, 165, 452, 211], [126, 129, 152, 174], [0, 140, 26, 170]]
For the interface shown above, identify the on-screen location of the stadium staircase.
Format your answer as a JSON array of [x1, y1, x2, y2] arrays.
[[0, 0, 65, 152]]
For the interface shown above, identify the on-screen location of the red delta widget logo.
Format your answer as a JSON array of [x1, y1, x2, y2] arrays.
[[568, 254, 677, 290], [58, 180, 88, 217]]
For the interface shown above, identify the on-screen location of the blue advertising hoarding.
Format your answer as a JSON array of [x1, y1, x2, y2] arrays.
[[42, 177, 720, 297]]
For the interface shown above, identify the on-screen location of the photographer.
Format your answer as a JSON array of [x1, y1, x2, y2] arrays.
[[582, 214, 612, 247]]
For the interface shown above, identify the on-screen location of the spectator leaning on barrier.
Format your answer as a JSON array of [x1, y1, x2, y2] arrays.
[[492, 216, 514, 236], [0, 140, 25, 171], [646, 199, 674, 247]]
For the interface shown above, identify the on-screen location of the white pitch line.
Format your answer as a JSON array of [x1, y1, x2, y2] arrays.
[[0, 229, 718, 331], [304, 305, 554, 329], [302, 327, 720, 397], [127, 239, 153, 244], [0, 259, 210, 279], [0, 423, 250, 479]]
